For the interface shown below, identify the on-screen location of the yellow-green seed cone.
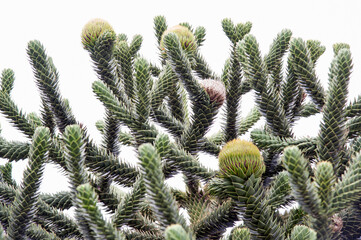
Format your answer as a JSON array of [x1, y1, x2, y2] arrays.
[[81, 18, 115, 51], [219, 139, 265, 179], [160, 25, 197, 53]]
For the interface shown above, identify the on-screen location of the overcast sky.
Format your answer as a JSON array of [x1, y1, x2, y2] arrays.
[[0, 0, 360, 193]]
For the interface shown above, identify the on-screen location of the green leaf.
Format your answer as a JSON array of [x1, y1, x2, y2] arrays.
[[92, 175, 120, 213], [318, 48, 352, 174], [306, 40, 326, 65], [63, 125, 94, 239], [37, 198, 81, 238], [314, 161, 335, 213], [165, 224, 192, 240], [89, 31, 123, 100], [221, 19, 251, 45], [102, 111, 121, 156], [85, 143, 139, 187], [345, 95, 361, 118], [191, 198, 237, 239], [76, 183, 124, 239], [331, 153, 361, 214], [333, 43, 350, 56], [26, 112, 42, 129], [223, 44, 242, 141], [351, 136, 361, 154], [130, 34, 143, 56], [266, 171, 291, 210], [284, 207, 309, 237], [0, 223, 5, 240], [63, 125, 88, 195], [239, 107, 261, 136], [289, 225, 317, 240], [283, 146, 321, 218], [0, 91, 35, 138], [282, 55, 304, 123], [194, 26, 206, 47], [135, 57, 152, 122], [0, 181, 17, 204], [250, 129, 317, 158], [238, 34, 292, 137], [26, 223, 61, 240], [138, 143, 188, 231], [92, 80, 137, 127], [27, 40, 76, 132], [0, 163, 16, 187], [7, 127, 50, 239], [0, 68, 15, 95], [114, 40, 135, 100], [164, 139, 216, 181], [96, 120, 135, 146], [163, 33, 219, 154], [211, 175, 284, 239], [264, 29, 292, 92], [40, 99, 56, 135], [154, 15, 168, 46], [347, 115, 361, 138], [113, 177, 145, 228], [163, 33, 208, 102], [299, 102, 319, 118], [289, 38, 325, 110], [230, 227, 251, 240], [193, 50, 218, 80]]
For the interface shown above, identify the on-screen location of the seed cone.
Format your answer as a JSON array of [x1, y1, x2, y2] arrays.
[[160, 25, 197, 53], [81, 18, 115, 51], [219, 139, 265, 179], [199, 79, 226, 107]]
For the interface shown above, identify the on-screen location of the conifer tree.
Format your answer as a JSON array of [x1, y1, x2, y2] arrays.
[[0, 16, 360, 240]]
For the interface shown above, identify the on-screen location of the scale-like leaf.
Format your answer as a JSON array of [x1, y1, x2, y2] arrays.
[[7, 127, 50, 239]]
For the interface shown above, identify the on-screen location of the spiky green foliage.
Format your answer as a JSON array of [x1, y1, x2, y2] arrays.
[[0, 16, 360, 240], [27, 40, 76, 133], [284, 146, 361, 239], [289, 38, 325, 110], [221, 19, 246, 141], [230, 227, 251, 240], [266, 171, 292, 210], [0, 91, 35, 138], [283, 147, 321, 217], [7, 127, 50, 239], [318, 48, 352, 175], [0, 69, 15, 95], [238, 33, 292, 138], [138, 143, 188, 231], [289, 225, 317, 240], [208, 174, 284, 239], [165, 224, 192, 240], [238, 106, 261, 136], [76, 183, 125, 239], [112, 177, 145, 228]]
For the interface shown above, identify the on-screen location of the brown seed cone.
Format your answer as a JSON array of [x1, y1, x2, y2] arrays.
[[199, 79, 226, 107]]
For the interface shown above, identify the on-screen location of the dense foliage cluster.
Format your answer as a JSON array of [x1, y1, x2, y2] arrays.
[[0, 16, 360, 239]]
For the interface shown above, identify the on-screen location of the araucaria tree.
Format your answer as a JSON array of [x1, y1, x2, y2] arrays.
[[0, 16, 360, 240]]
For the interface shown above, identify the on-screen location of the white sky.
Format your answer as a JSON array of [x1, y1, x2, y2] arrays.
[[0, 0, 360, 196]]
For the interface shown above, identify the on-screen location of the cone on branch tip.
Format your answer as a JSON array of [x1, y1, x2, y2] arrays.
[[81, 18, 115, 51], [218, 139, 265, 179], [199, 79, 226, 107], [160, 25, 197, 53]]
